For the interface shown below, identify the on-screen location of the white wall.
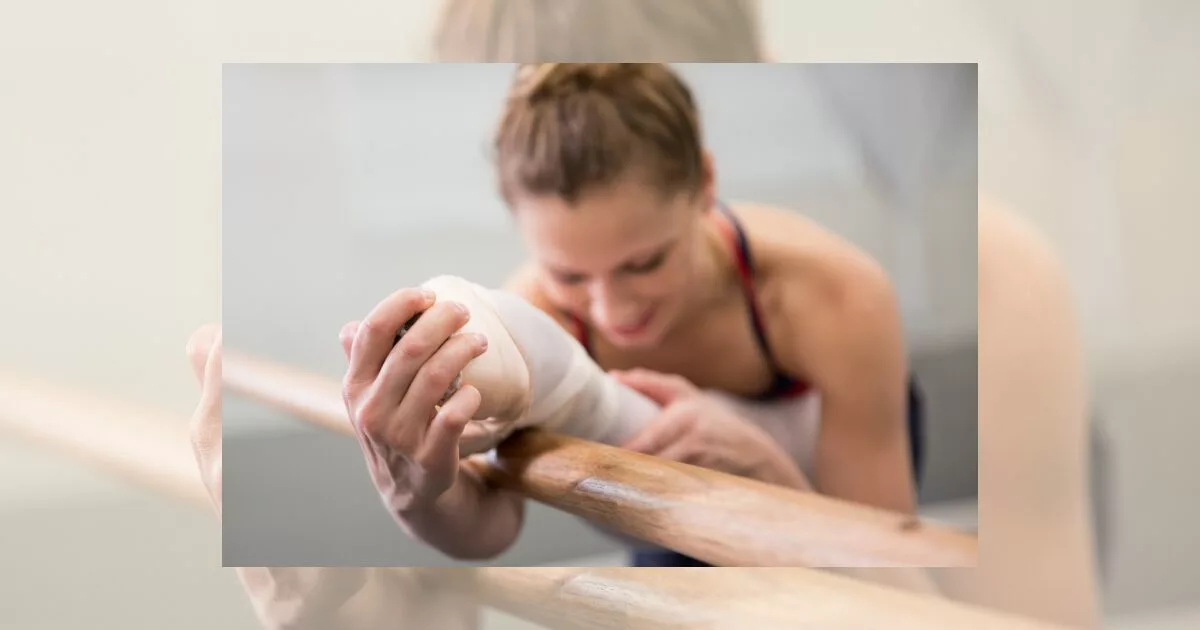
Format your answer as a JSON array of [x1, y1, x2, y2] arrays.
[[1, 0, 1196, 625], [759, 0, 1200, 616]]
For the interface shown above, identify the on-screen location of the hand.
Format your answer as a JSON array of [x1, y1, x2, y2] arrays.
[[611, 369, 811, 490], [339, 287, 489, 517], [185, 324, 405, 629], [186, 324, 223, 515]]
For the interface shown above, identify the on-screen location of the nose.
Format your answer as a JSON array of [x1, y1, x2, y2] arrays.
[[587, 279, 640, 328]]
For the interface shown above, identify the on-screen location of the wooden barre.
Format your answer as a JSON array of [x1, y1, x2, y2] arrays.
[[486, 431, 974, 567], [0, 369, 210, 507], [223, 349, 977, 567], [0, 367, 1064, 630], [438, 567, 1063, 630]]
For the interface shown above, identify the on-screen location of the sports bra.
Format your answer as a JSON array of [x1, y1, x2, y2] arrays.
[[566, 201, 812, 401], [561, 203, 927, 568]]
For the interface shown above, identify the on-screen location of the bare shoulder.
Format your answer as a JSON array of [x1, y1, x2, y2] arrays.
[[979, 199, 1073, 308], [729, 200, 895, 319], [729, 200, 891, 299], [724, 200, 900, 377], [977, 196, 1085, 405]]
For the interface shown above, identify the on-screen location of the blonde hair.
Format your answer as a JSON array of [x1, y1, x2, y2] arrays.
[[433, 0, 763, 62], [493, 63, 706, 206]]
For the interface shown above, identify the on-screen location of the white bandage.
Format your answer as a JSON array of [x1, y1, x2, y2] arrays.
[[417, 275, 658, 455]]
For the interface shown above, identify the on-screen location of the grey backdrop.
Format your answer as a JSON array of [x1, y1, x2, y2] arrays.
[[221, 63, 978, 566]]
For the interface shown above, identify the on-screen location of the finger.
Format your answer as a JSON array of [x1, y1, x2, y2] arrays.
[[185, 324, 220, 384], [417, 384, 482, 484], [650, 441, 696, 466], [391, 330, 488, 442], [190, 331, 223, 459], [621, 406, 693, 455], [346, 287, 436, 387], [611, 368, 696, 406], [189, 332, 224, 515], [339, 321, 360, 362], [372, 300, 472, 412]]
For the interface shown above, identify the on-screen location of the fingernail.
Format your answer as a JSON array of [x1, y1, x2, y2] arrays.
[[453, 302, 470, 318], [420, 289, 436, 304], [473, 333, 488, 351]]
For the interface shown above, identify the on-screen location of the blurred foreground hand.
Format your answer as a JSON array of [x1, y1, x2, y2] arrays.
[[184, 325, 477, 630]]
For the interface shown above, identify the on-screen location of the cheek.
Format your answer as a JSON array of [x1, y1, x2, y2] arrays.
[[639, 258, 692, 302]]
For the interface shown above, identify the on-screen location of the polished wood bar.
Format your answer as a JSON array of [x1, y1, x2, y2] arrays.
[[431, 566, 1063, 630], [222, 349, 977, 567], [0, 369, 209, 507], [0, 366, 1060, 629], [485, 429, 976, 566]]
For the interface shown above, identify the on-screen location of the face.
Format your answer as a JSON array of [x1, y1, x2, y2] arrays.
[[512, 174, 715, 349]]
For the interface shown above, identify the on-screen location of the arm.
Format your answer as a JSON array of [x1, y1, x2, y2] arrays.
[[930, 202, 1100, 627], [337, 289, 526, 560], [363, 274, 654, 555], [338, 286, 527, 561], [775, 267, 938, 593], [185, 326, 479, 629], [393, 457, 525, 560], [234, 567, 476, 630], [780, 263, 918, 516]]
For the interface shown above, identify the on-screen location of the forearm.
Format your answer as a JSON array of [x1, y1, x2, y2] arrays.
[[813, 400, 918, 516], [235, 567, 370, 630], [397, 461, 523, 560], [235, 567, 476, 630]]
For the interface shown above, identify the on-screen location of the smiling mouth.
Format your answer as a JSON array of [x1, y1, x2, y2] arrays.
[[611, 308, 656, 336]]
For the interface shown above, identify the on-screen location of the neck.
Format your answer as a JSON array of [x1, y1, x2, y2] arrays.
[[666, 207, 741, 340]]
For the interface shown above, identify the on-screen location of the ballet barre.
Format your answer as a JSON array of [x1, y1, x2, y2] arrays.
[[0, 368, 209, 507], [432, 566, 1066, 630], [0, 366, 1067, 630], [222, 348, 976, 568]]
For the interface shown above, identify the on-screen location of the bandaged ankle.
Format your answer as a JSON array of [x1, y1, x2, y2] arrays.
[[414, 276, 658, 455]]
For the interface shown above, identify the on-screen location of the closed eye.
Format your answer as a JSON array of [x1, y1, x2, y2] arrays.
[[552, 271, 587, 285], [620, 245, 673, 275]]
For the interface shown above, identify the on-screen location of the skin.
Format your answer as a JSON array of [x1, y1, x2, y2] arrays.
[[931, 200, 1100, 628], [324, 147, 917, 558], [338, 292, 525, 559], [185, 325, 479, 630], [183, 200, 1098, 627], [505, 152, 917, 516]]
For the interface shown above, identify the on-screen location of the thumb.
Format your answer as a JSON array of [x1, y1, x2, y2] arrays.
[[339, 321, 360, 362], [611, 369, 695, 406], [185, 324, 220, 385], [189, 330, 224, 514], [191, 332, 223, 451]]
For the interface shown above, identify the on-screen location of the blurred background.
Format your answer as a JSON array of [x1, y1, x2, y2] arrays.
[[1, 1, 1197, 628], [220, 61, 980, 567]]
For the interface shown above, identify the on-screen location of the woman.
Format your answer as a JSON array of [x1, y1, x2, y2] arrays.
[[504, 62, 924, 561], [339, 62, 925, 567], [185, 199, 1099, 627]]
